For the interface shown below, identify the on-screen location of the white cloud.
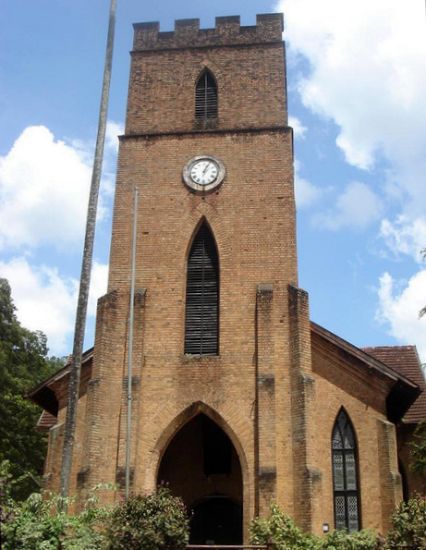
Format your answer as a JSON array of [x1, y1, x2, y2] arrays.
[[314, 181, 382, 230], [0, 123, 121, 252], [0, 257, 108, 356], [277, 0, 426, 229], [0, 123, 114, 355], [105, 121, 124, 153], [380, 216, 426, 262], [294, 158, 321, 209], [289, 115, 307, 139], [0, 126, 95, 250], [0, 257, 78, 354], [88, 261, 109, 316], [377, 270, 426, 362]]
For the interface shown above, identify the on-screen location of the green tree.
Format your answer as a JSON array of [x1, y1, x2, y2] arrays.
[[410, 420, 426, 482], [0, 278, 59, 499]]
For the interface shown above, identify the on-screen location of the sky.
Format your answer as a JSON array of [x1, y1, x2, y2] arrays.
[[0, 0, 425, 366]]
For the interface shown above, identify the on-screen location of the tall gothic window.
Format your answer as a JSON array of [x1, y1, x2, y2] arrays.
[[332, 409, 360, 531], [185, 222, 219, 355], [195, 69, 218, 124]]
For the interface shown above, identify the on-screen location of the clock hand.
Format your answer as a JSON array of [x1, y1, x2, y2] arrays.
[[202, 161, 210, 175]]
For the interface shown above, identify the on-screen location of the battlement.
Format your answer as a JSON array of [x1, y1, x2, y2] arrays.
[[132, 13, 284, 51]]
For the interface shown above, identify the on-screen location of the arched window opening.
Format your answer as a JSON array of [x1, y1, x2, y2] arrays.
[[185, 223, 219, 355], [332, 409, 360, 531], [195, 69, 218, 124]]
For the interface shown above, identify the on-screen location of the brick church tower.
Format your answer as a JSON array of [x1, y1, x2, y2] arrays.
[[31, 12, 424, 546], [93, 14, 302, 542], [90, 12, 309, 540]]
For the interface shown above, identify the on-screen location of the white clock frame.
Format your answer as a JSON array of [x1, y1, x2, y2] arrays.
[[182, 155, 226, 193]]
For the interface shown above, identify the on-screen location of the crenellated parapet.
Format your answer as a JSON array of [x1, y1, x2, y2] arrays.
[[133, 14, 284, 51]]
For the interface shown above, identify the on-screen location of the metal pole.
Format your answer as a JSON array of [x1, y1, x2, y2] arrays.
[[125, 186, 138, 499], [60, 0, 117, 501]]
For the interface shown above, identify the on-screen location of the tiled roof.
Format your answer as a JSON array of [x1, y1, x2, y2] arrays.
[[363, 346, 426, 423], [36, 410, 57, 432]]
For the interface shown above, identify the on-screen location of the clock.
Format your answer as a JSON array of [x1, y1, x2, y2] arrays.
[[183, 155, 226, 192]]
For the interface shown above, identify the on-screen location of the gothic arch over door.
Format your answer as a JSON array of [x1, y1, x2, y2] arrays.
[[157, 408, 244, 544]]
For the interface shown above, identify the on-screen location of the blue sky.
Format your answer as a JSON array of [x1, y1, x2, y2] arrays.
[[0, 0, 425, 364]]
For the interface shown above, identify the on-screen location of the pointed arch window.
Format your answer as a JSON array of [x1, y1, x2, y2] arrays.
[[185, 222, 219, 355], [332, 409, 360, 531], [195, 69, 218, 124]]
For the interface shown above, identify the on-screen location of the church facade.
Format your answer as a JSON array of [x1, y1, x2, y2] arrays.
[[30, 14, 425, 544]]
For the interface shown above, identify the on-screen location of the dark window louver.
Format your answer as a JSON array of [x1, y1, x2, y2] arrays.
[[332, 409, 360, 532], [185, 223, 219, 355], [195, 70, 218, 122]]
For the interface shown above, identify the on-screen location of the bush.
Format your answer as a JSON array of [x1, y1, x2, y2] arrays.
[[1, 493, 109, 549], [250, 504, 381, 550], [385, 495, 426, 549], [250, 504, 320, 550], [106, 487, 189, 550], [322, 528, 382, 550], [0, 464, 111, 550]]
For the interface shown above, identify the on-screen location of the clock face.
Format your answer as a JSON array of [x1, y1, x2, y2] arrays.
[[183, 155, 225, 192], [190, 159, 219, 185]]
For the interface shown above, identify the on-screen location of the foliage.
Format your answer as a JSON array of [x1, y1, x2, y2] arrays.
[[385, 495, 426, 549], [250, 504, 320, 550], [321, 528, 381, 550], [106, 487, 189, 550], [0, 278, 62, 500], [251, 504, 381, 550], [410, 421, 426, 479], [0, 473, 111, 550], [1, 477, 189, 550]]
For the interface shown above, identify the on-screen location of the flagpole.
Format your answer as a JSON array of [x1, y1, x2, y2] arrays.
[[60, 0, 117, 502]]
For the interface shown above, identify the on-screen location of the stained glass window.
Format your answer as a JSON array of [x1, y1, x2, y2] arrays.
[[332, 409, 360, 531]]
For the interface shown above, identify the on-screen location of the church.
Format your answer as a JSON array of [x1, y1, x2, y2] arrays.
[[30, 13, 425, 545]]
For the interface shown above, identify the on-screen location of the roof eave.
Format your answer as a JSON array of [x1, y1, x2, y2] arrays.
[[27, 347, 94, 413]]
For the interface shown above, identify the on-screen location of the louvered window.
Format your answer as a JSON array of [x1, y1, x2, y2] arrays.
[[195, 70, 218, 124], [332, 409, 360, 531], [185, 223, 219, 355]]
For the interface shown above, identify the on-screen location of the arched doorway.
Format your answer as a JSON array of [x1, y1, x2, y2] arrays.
[[191, 496, 242, 544], [157, 413, 243, 544]]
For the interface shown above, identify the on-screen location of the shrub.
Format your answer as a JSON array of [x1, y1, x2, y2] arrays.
[[250, 504, 382, 550], [106, 487, 189, 550], [0, 469, 111, 550], [385, 495, 426, 549], [2, 493, 107, 549], [250, 504, 320, 550], [322, 528, 382, 550]]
